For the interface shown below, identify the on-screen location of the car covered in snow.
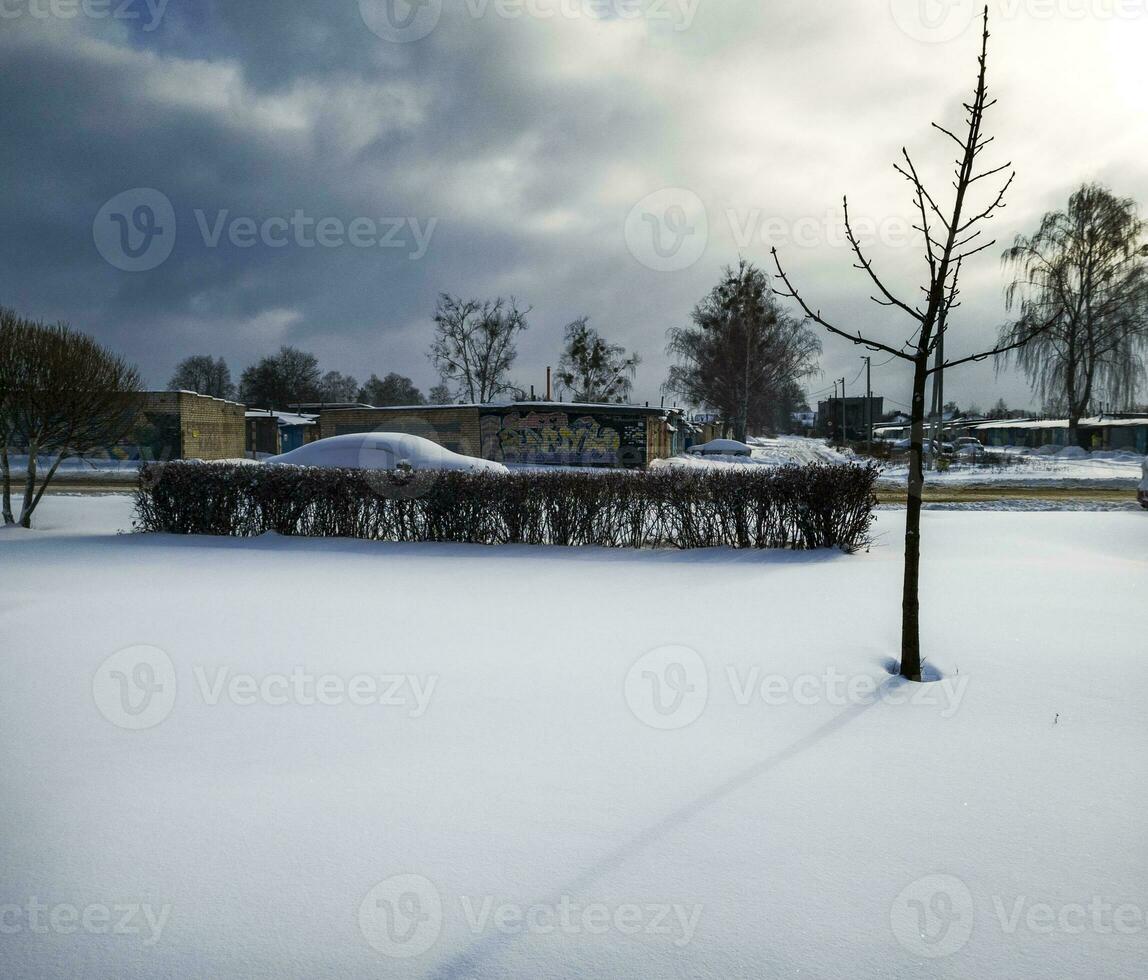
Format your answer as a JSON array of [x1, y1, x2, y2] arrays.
[[953, 435, 986, 459], [892, 437, 954, 456], [687, 439, 753, 457], [1139, 455, 1148, 509], [263, 432, 509, 474]]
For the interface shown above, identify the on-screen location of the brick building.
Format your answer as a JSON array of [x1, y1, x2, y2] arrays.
[[245, 410, 319, 456], [128, 391, 246, 461]]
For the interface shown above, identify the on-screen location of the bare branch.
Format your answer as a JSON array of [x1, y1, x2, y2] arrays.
[[926, 308, 1062, 375], [770, 247, 917, 362], [842, 197, 928, 322]]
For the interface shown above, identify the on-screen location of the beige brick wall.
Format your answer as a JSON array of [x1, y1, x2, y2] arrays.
[[175, 392, 246, 460], [320, 407, 483, 457]]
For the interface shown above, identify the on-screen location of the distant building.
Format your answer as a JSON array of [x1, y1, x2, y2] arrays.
[[974, 416, 1148, 452], [791, 410, 816, 431], [245, 409, 318, 456], [125, 391, 246, 461], [817, 397, 884, 442], [317, 402, 708, 468]]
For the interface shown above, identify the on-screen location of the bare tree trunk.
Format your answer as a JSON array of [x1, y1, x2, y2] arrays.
[[901, 356, 930, 682], [19, 443, 38, 528], [22, 453, 68, 527], [1, 442, 13, 525]]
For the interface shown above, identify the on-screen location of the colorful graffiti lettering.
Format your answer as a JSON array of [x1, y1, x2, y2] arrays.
[[481, 412, 626, 466]]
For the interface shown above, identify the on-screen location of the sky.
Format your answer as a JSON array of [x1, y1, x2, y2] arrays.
[[2, 0, 1146, 415]]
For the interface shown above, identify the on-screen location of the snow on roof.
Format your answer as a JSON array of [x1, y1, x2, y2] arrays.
[[244, 410, 317, 426], [1092, 416, 1148, 428], [146, 390, 246, 409], [325, 401, 679, 416], [975, 416, 1148, 431]]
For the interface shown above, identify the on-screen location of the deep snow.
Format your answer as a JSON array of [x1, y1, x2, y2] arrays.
[[1, 495, 1146, 978]]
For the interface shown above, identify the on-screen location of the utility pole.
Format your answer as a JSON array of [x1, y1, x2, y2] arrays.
[[927, 321, 946, 470], [862, 356, 872, 451], [831, 380, 838, 443], [839, 376, 847, 446]]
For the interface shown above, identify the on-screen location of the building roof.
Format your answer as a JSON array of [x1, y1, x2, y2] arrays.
[[322, 401, 682, 417], [974, 416, 1148, 431], [245, 410, 317, 426], [145, 390, 246, 410]]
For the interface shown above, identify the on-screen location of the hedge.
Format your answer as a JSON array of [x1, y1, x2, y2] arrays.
[[133, 461, 879, 551]]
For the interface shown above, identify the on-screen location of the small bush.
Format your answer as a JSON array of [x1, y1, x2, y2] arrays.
[[134, 462, 879, 552]]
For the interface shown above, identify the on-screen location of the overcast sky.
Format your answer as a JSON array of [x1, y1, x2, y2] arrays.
[[2, 0, 1146, 413]]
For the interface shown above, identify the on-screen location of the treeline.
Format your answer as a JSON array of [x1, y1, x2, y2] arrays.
[[168, 262, 823, 435]]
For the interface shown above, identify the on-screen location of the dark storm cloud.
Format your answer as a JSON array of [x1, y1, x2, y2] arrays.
[[1, 1, 1145, 407]]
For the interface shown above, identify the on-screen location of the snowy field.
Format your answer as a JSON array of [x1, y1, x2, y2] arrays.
[[879, 449, 1144, 489], [661, 436, 1146, 493], [2, 495, 1146, 978]]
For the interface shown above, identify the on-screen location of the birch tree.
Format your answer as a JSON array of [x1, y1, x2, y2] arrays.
[[998, 184, 1148, 445]]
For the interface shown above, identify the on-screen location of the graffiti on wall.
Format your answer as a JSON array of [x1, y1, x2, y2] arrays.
[[481, 412, 643, 467]]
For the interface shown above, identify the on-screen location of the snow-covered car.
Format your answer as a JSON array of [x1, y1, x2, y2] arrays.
[[687, 439, 753, 457], [264, 433, 509, 474], [1139, 455, 1148, 509], [892, 438, 953, 456], [953, 436, 986, 459]]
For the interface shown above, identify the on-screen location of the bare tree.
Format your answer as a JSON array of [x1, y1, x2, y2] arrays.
[[169, 355, 236, 400], [666, 260, 821, 441], [428, 295, 528, 403], [771, 9, 1053, 682], [556, 317, 640, 403], [239, 346, 322, 409], [359, 372, 425, 406], [428, 382, 455, 405], [0, 310, 141, 528], [998, 184, 1148, 446], [319, 370, 361, 403]]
